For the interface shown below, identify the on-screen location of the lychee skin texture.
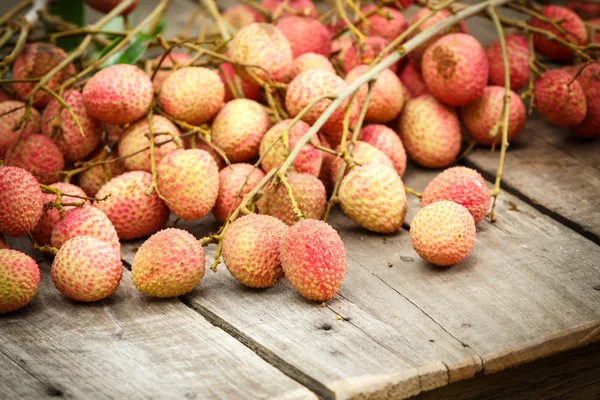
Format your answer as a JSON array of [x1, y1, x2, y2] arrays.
[[94, 171, 169, 240], [132, 228, 205, 298], [280, 219, 346, 302], [398, 59, 430, 98], [52, 236, 122, 302], [118, 115, 181, 172], [276, 16, 332, 58], [422, 167, 490, 225], [219, 63, 262, 103], [345, 65, 405, 123], [566, 0, 600, 19], [259, 119, 322, 177], [12, 43, 76, 108], [213, 163, 266, 223], [486, 34, 530, 91], [51, 206, 120, 253], [6, 134, 64, 185], [329, 141, 394, 184], [84, 0, 139, 15], [0, 89, 11, 103], [567, 63, 600, 138], [339, 164, 407, 234], [422, 33, 488, 107], [0, 167, 43, 237], [359, 5, 408, 42], [42, 89, 102, 162], [290, 53, 336, 79], [257, 173, 326, 225], [77, 150, 127, 197], [0, 249, 40, 313], [223, 5, 265, 31], [211, 99, 271, 163], [222, 214, 288, 288], [156, 149, 219, 221], [410, 201, 476, 267], [343, 36, 396, 74], [0, 101, 42, 158], [317, 134, 336, 194], [534, 69, 587, 127], [261, 0, 318, 18], [285, 69, 359, 135], [359, 125, 407, 177], [158, 67, 224, 126], [152, 52, 193, 92], [83, 64, 153, 125], [229, 23, 293, 85], [398, 95, 461, 169], [530, 6, 588, 60], [461, 86, 526, 146], [31, 182, 87, 246]]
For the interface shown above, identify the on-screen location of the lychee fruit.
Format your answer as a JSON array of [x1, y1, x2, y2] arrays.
[[5, 134, 65, 184], [280, 219, 346, 302], [76, 150, 127, 197], [211, 98, 271, 163], [398, 94, 461, 168], [359, 125, 407, 177], [0, 167, 43, 237], [257, 173, 326, 225], [0, 89, 12, 103], [345, 65, 405, 123], [317, 134, 336, 193], [486, 34, 530, 91], [276, 16, 332, 58], [566, 0, 600, 19], [410, 201, 476, 267], [259, 119, 322, 176], [290, 53, 336, 79], [285, 69, 359, 135], [51, 205, 120, 253], [422, 33, 488, 106], [156, 149, 219, 221], [422, 167, 490, 224], [461, 86, 526, 146], [567, 63, 600, 138], [82, 64, 153, 125], [213, 163, 266, 223], [31, 182, 87, 246], [359, 5, 408, 42], [386, 0, 414, 10], [223, 4, 265, 31], [339, 163, 407, 233], [12, 43, 76, 108], [118, 115, 181, 172], [94, 171, 169, 240], [152, 52, 193, 92], [330, 35, 353, 70], [0, 249, 40, 313], [52, 236, 122, 302], [261, 0, 318, 18], [105, 123, 126, 145], [131, 228, 205, 298], [0, 100, 42, 158], [534, 69, 587, 126], [228, 23, 293, 84], [529, 6, 588, 61], [84, 0, 139, 15], [219, 62, 262, 103], [158, 67, 224, 126], [398, 59, 429, 98], [343, 36, 396, 74], [222, 214, 288, 288], [41, 89, 102, 162], [329, 141, 394, 183]]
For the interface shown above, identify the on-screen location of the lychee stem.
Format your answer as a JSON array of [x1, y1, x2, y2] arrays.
[[336, 0, 366, 44], [277, 171, 305, 222], [0, 0, 32, 27], [202, 0, 232, 41], [39, 85, 85, 137], [27, 233, 58, 255]]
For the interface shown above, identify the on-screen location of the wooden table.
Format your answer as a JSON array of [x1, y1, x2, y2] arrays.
[[1, 1, 599, 399]]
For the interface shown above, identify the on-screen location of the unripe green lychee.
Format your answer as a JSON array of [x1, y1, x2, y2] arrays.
[[0, 167, 43, 237], [290, 53, 336, 79], [152, 52, 193, 92], [42, 89, 102, 162], [0, 100, 42, 158], [52, 236, 122, 302], [213, 163, 266, 223], [421, 167, 490, 225], [211, 99, 271, 163], [276, 16, 332, 58], [94, 171, 169, 240], [259, 119, 322, 176], [280, 219, 346, 302], [51, 206, 120, 253], [359, 125, 407, 177], [329, 141, 394, 184], [5, 134, 65, 184], [156, 149, 219, 221], [132, 228, 205, 298], [410, 201, 476, 267], [158, 67, 224, 126], [398, 95, 461, 168], [339, 163, 406, 233], [486, 34, 530, 91], [257, 173, 326, 225], [530, 6, 588, 60], [118, 115, 181, 172], [534, 69, 587, 127], [82, 64, 153, 125], [0, 249, 40, 313], [222, 214, 288, 288]]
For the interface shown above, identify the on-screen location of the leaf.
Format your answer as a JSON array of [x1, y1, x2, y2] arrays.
[[102, 17, 167, 67], [48, 0, 85, 52]]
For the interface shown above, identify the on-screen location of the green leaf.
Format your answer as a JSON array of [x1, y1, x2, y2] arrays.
[[102, 17, 167, 67], [48, 0, 85, 52]]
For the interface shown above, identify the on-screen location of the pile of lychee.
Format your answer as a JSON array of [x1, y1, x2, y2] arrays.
[[1, 0, 598, 314]]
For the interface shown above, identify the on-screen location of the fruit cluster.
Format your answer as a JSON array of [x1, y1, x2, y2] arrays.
[[0, 0, 598, 314]]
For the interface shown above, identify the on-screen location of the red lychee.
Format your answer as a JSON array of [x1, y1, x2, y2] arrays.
[[486, 34, 530, 91], [534, 69, 587, 127], [213, 163, 266, 223], [530, 6, 588, 61]]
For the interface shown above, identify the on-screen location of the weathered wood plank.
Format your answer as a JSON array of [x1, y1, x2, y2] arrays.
[[0, 350, 53, 399], [0, 239, 316, 400]]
